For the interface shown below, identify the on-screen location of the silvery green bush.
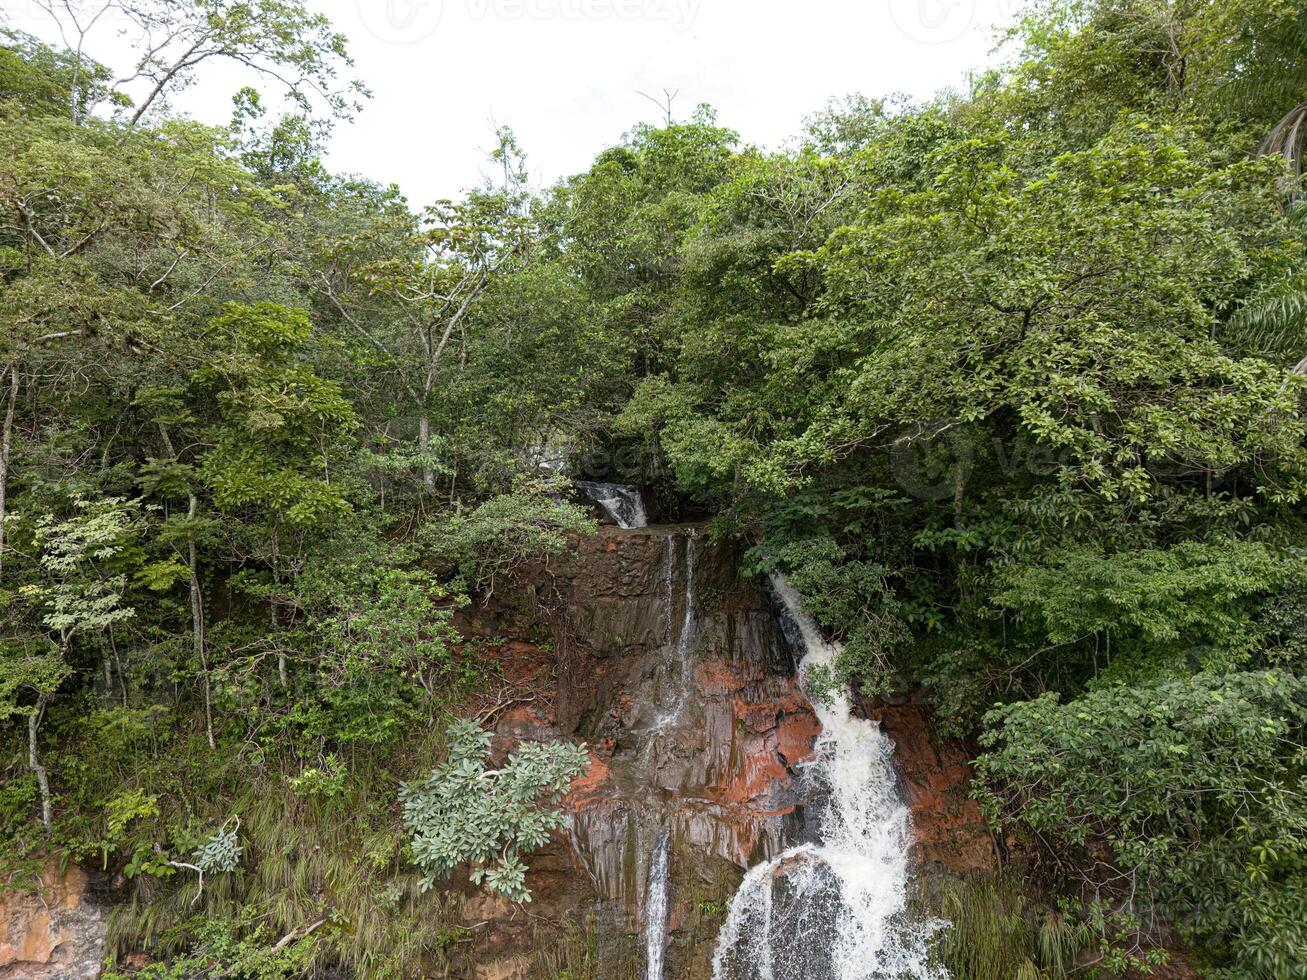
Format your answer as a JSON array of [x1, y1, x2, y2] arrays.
[[400, 719, 588, 903], [192, 820, 243, 875]]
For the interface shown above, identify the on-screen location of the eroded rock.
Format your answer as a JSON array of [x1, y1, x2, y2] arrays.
[[456, 524, 1000, 976], [0, 860, 106, 980], [866, 701, 998, 874]]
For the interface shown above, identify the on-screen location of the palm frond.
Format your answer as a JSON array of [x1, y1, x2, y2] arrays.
[[1227, 271, 1307, 364], [1261, 102, 1307, 179]]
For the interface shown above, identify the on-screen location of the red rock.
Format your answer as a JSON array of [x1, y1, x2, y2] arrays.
[[774, 712, 821, 768], [723, 747, 789, 801], [864, 701, 998, 872], [565, 751, 614, 810], [439, 529, 1004, 974], [698, 660, 742, 696], [732, 700, 779, 733]]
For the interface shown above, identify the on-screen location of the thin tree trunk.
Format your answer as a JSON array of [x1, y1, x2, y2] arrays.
[[275, 607, 287, 688], [953, 459, 966, 527], [418, 412, 435, 492], [158, 424, 214, 746], [0, 364, 18, 580], [127, 40, 206, 127], [107, 625, 127, 707], [28, 707, 52, 836], [188, 495, 214, 749], [272, 551, 287, 688]]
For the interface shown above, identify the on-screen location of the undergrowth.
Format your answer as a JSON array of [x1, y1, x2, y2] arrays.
[[52, 714, 481, 978], [920, 873, 1090, 980]]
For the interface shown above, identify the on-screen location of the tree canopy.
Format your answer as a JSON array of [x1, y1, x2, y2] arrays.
[[3, 0, 1307, 976]]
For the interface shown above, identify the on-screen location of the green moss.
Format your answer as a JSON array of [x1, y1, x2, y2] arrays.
[[533, 914, 642, 980]]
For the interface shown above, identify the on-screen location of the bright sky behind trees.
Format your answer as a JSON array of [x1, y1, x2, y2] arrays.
[[7, 0, 1020, 204]]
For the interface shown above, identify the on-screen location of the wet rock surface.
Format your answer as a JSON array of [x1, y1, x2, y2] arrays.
[[460, 526, 992, 978], [467, 526, 822, 978], [865, 701, 997, 874]]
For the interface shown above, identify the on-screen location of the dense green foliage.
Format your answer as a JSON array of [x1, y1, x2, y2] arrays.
[[4, 0, 1307, 975], [0, 5, 600, 974], [976, 672, 1307, 977]]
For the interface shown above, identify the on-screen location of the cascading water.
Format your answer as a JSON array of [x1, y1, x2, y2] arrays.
[[654, 535, 696, 729], [633, 532, 698, 975], [644, 831, 672, 980], [569, 526, 701, 973], [576, 481, 648, 529], [660, 535, 676, 646], [638, 535, 695, 974], [711, 576, 946, 980], [565, 525, 829, 977]]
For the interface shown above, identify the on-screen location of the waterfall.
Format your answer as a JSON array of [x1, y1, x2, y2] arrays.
[[711, 576, 945, 980], [576, 481, 647, 529], [654, 535, 696, 729], [644, 831, 673, 980], [661, 536, 676, 646], [639, 535, 694, 972]]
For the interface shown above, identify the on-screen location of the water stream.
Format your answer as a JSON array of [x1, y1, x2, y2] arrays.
[[644, 831, 672, 980], [711, 576, 945, 980], [576, 481, 647, 529], [654, 535, 696, 729], [639, 533, 696, 975]]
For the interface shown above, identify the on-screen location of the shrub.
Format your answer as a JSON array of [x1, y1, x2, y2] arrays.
[[975, 672, 1307, 976], [400, 719, 588, 903]]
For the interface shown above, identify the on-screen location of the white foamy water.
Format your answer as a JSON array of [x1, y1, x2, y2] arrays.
[[576, 481, 647, 529], [711, 576, 946, 980], [645, 831, 672, 980], [654, 535, 696, 729]]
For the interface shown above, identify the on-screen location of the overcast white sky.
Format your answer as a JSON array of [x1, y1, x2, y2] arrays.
[[7, 0, 1023, 207]]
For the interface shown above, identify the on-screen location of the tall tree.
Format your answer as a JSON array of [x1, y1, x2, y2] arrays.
[[28, 0, 363, 125]]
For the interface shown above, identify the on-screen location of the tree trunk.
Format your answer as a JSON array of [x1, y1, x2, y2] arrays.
[[188, 495, 214, 749], [953, 459, 966, 528], [108, 625, 127, 707], [127, 39, 206, 128], [158, 424, 214, 746], [0, 364, 18, 580], [272, 573, 287, 688], [418, 412, 435, 492], [28, 707, 52, 835]]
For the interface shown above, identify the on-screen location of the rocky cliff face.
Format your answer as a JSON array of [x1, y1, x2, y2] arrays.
[[0, 861, 106, 980], [465, 525, 823, 977], [867, 702, 996, 875], [459, 524, 995, 978]]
